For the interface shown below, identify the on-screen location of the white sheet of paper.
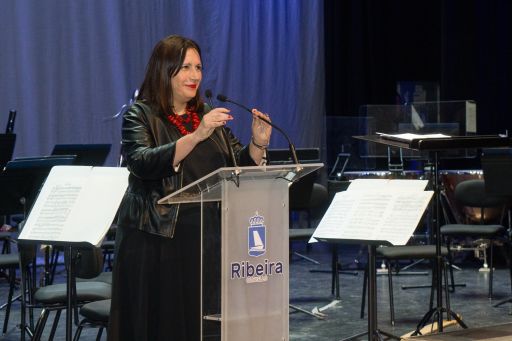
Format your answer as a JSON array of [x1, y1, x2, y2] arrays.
[[347, 178, 429, 192], [311, 179, 433, 246], [376, 132, 451, 142], [465, 101, 477, 133], [19, 166, 129, 246]]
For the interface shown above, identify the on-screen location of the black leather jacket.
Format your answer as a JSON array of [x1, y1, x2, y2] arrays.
[[117, 101, 255, 238]]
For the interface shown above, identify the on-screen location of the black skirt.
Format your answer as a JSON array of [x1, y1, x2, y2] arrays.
[[108, 205, 220, 341]]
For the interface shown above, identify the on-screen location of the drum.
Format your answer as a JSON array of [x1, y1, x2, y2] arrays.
[[343, 170, 424, 180], [439, 169, 501, 224]]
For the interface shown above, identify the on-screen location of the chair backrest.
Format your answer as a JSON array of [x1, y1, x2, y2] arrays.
[[289, 172, 316, 210], [454, 179, 508, 224], [268, 147, 324, 211], [17, 243, 37, 269], [66, 246, 105, 279], [482, 153, 512, 197], [455, 179, 507, 208], [18, 242, 104, 284]]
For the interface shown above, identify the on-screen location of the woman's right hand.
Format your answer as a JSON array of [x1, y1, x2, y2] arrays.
[[194, 107, 233, 141]]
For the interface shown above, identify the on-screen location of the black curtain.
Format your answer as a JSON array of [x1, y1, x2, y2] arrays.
[[325, 0, 512, 135], [441, 0, 512, 134]]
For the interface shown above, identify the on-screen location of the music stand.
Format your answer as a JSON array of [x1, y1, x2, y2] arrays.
[[0, 134, 16, 171], [17, 165, 128, 341], [51, 143, 111, 166], [356, 134, 512, 335], [481, 153, 512, 308], [0, 156, 76, 216], [48, 145, 111, 288], [0, 156, 76, 338], [334, 240, 400, 341], [313, 177, 433, 341]]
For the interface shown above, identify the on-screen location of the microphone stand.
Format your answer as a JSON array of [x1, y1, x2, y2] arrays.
[[205, 91, 241, 187], [216, 94, 303, 173], [221, 128, 240, 187]]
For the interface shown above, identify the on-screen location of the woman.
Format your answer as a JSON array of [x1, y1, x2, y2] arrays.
[[108, 35, 272, 341]]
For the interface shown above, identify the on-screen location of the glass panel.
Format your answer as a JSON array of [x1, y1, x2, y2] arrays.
[[158, 164, 323, 204], [326, 101, 478, 173], [359, 100, 477, 158], [201, 176, 290, 340]]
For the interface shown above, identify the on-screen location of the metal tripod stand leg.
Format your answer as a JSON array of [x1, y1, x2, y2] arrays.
[[293, 251, 321, 265], [399, 258, 429, 273], [289, 304, 326, 319], [341, 245, 400, 341], [493, 233, 512, 308], [401, 259, 466, 290], [309, 243, 358, 300], [413, 151, 467, 336], [412, 306, 467, 337]]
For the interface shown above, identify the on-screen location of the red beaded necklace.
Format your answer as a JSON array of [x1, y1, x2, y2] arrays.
[[166, 107, 201, 135]]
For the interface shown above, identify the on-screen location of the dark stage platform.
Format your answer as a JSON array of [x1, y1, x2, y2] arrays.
[[287, 243, 512, 341], [411, 322, 512, 340], [2, 243, 512, 340]]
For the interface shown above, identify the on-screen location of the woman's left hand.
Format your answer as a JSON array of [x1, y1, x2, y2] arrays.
[[251, 109, 272, 147]]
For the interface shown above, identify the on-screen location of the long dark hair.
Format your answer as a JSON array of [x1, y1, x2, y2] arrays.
[[138, 35, 203, 114]]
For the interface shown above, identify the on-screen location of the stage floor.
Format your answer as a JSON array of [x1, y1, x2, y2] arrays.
[[287, 243, 512, 341], [1, 243, 512, 340], [411, 322, 512, 340]]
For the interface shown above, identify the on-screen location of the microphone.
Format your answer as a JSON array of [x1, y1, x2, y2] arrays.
[[205, 90, 239, 170], [5, 109, 16, 134], [204, 89, 214, 107], [104, 88, 140, 121], [216, 94, 302, 169]]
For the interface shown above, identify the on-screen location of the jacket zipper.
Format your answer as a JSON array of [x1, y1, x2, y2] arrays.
[[169, 170, 183, 238], [208, 130, 230, 166]]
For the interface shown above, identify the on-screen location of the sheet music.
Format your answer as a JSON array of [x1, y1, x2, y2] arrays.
[[19, 166, 129, 246], [28, 179, 83, 241], [311, 179, 433, 246], [347, 178, 429, 192], [377, 132, 450, 142]]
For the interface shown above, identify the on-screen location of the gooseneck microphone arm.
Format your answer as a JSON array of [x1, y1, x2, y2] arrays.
[[216, 94, 302, 169], [204, 90, 239, 170]]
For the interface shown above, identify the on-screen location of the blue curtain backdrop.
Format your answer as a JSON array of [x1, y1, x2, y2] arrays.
[[0, 0, 325, 166]]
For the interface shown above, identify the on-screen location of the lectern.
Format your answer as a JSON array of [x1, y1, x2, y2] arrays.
[[159, 163, 323, 341]]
